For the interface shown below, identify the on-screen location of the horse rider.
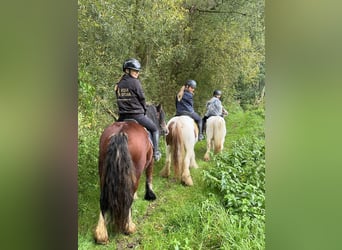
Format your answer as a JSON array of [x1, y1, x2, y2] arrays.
[[202, 89, 228, 135], [175, 79, 204, 141], [115, 58, 161, 161]]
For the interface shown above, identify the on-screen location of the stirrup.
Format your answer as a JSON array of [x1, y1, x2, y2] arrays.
[[154, 151, 161, 161]]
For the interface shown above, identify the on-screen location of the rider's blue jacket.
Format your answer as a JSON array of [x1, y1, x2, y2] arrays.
[[175, 90, 194, 115]]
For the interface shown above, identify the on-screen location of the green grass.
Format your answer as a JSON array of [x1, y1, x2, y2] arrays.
[[78, 107, 265, 249]]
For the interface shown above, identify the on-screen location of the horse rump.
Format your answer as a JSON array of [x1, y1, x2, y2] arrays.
[[204, 116, 226, 161]]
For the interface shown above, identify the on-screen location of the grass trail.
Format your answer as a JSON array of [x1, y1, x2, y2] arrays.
[[79, 138, 215, 249], [78, 109, 265, 249]]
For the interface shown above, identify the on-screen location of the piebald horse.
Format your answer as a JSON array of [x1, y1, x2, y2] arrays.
[[160, 115, 199, 186], [94, 104, 167, 244], [203, 116, 226, 161]]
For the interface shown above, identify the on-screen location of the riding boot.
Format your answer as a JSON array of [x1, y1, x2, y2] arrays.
[[152, 131, 161, 161], [202, 117, 207, 135], [198, 120, 204, 141]]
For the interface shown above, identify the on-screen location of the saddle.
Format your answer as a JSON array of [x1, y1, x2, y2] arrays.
[[122, 119, 153, 147]]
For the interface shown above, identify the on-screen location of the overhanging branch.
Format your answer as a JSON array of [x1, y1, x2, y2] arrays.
[[197, 9, 247, 16]]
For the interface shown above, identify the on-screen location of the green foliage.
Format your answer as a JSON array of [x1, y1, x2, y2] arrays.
[[202, 107, 265, 228], [78, 0, 265, 116], [78, 71, 96, 124], [203, 136, 265, 220]]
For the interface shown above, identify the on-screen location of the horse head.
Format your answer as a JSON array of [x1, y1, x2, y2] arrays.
[[146, 104, 168, 136]]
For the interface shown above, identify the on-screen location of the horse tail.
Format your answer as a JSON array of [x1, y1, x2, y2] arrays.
[[172, 123, 184, 178], [214, 118, 226, 153], [100, 132, 135, 232], [166, 121, 183, 178]]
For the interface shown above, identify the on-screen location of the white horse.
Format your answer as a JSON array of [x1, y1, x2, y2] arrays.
[[160, 116, 199, 186], [203, 116, 226, 161]]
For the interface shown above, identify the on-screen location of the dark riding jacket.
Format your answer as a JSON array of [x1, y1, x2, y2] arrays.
[[115, 74, 147, 115], [175, 90, 194, 115]]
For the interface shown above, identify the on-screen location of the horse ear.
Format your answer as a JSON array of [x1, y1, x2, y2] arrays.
[[156, 104, 162, 111]]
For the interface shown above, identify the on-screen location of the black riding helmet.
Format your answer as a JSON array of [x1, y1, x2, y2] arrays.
[[186, 80, 197, 89], [213, 89, 222, 96], [123, 58, 141, 72]]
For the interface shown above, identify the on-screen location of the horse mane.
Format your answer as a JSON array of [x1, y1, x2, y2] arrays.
[[146, 104, 158, 126], [145, 103, 166, 134]]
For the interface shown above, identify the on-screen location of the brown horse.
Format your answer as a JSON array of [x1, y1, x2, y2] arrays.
[[94, 104, 167, 244]]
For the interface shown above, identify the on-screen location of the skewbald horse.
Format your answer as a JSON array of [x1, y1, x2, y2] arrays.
[[160, 115, 199, 186], [94, 104, 167, 244], [203, 116, 226, 161]]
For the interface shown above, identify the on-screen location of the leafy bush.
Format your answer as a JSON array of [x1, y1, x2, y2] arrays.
[[202, 136, 265, 221]]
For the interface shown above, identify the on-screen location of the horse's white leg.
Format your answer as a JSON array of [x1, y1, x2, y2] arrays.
[[219, 137, 225, 153], [204, 137, 211, 161], [125, 208, 136, 234], [160, 145, 171, 177], [190, 148, 199, 168], [181, 153, 193, 186], [220, 126, 226, 152], [94, 212, 109, 244]]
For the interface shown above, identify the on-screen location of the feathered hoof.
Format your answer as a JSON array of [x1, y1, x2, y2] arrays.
[[159, 167, 170, 178], [181, 176, 193, 186], [94, 214, 109, 244], [124, 222, 136, 235], [94, 231, 109, 245], [191, 163, 199, 168], [204, 153, 210, 161]]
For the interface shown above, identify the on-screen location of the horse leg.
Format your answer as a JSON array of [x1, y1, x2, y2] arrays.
[[220, 137, 225, 152], [204, 137, 211, 161], [189, 147, 199, 168], [144, 162, 156, 200], [160, 145, 171, 178], [217, 137, 224, 153], [94, 212, 109, 244], [181, 153, 193, 186], [124, 208, 136, 235]]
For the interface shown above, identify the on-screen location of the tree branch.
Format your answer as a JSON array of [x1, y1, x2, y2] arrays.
[[197, 9, 247, 16], [186, 4, 247, 16], [97, 96, 118, 121]]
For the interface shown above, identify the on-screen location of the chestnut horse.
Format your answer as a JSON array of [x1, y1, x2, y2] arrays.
[[203, 116, 226, 161], [94, 104, 167, 244], [160, 115, 199, 186]]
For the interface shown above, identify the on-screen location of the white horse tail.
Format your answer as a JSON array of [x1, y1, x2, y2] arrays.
[[166, 121, 184, 179], [213, 117, 226, 153]]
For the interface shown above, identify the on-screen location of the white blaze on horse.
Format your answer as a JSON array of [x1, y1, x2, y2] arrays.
[[160, 116, 199, 186], [203, 116, 226, 161]]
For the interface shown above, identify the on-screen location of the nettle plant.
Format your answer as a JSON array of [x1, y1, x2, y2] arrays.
[[203, 136, 265, 220]]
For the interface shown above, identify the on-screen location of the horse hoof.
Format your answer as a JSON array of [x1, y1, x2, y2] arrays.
[[125, 223, 136, 234], [181, 177, 193, 186], [95, 239, 109, 245], [144, 190, 156, 201], [94, 235, 109, 245], [159, 168, 170, 178]]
